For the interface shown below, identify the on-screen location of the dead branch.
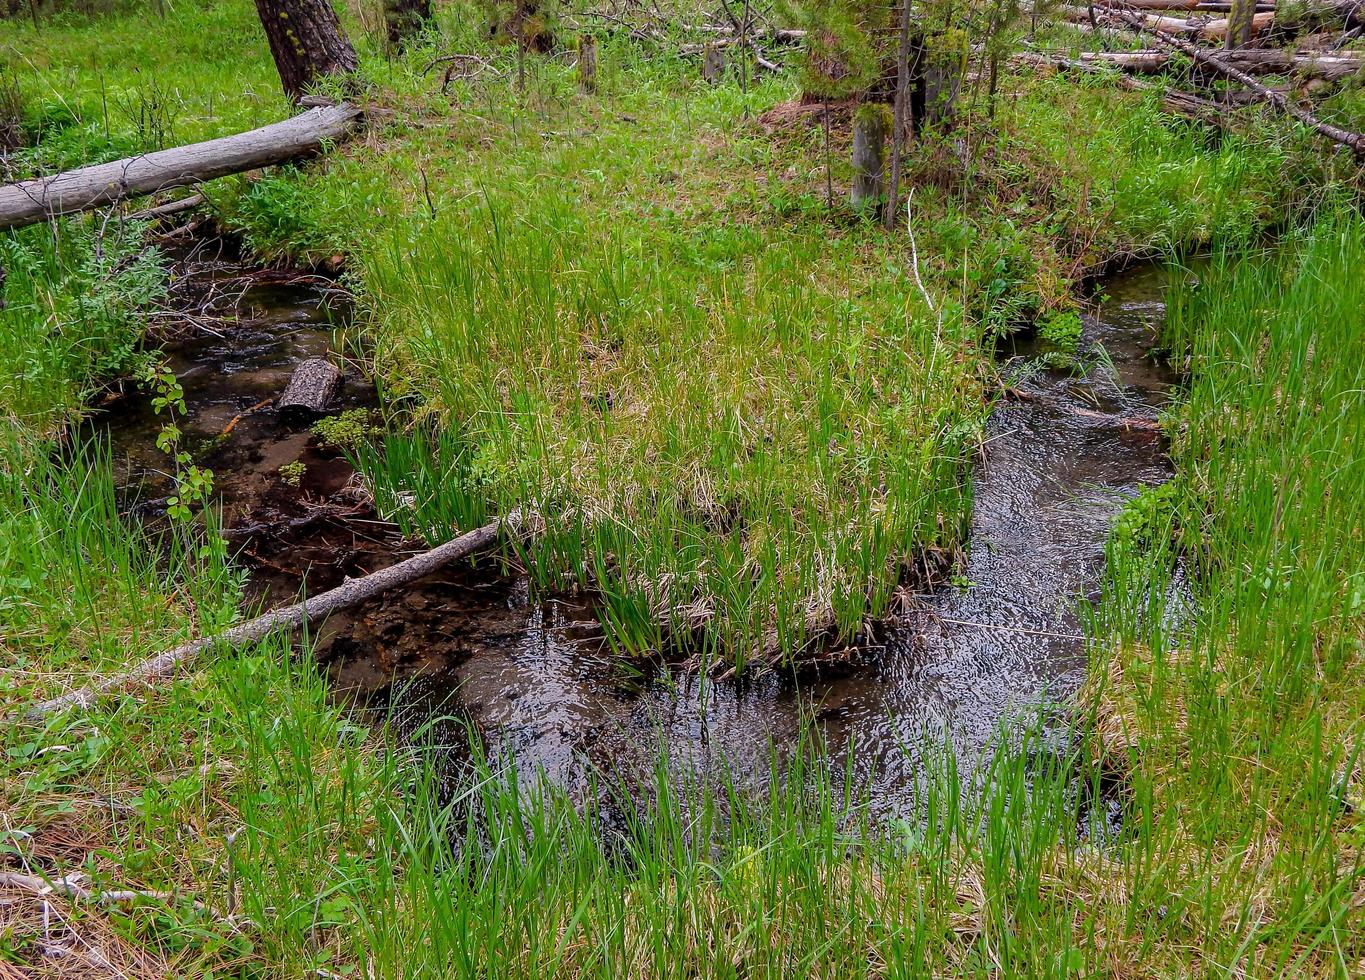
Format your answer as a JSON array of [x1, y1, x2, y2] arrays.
[[21, 518, 505, 721]]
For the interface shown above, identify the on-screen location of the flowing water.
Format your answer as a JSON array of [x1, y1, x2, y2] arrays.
[[99, 241, 1178, 818]]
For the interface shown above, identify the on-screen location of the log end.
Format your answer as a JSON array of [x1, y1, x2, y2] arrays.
[[278, 357, 344, 424]]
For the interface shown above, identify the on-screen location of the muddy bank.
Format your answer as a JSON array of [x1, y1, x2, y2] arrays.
[[95, 242, 1179, 817]]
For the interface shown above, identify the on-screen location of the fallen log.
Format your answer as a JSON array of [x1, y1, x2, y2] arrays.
[[0, 103, 361, 231], [278, 357, 343, 422], [1096, 2, 1365, 153], [1056, 3, 1274, 37], [1014, 50, 1232, 128], [21, 517, 504, 721], [1078, 47, 1363, 77]]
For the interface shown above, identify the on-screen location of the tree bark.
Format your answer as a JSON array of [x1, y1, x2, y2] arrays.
[[385, 0, 433, 51], [1225, 0, 1256, 44], [278, 357, 343, 422], [1078, 48, 1363, 78], [851, 105, 889, 211], [21, 518, 505, 721], [253, 0, 359, 104], [0, 104, 361, 231], [702, 43, 726, 82], [885, 0, 914, 232]]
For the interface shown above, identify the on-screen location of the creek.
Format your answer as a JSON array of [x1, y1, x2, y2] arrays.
[[97, 235, 1178, 818]]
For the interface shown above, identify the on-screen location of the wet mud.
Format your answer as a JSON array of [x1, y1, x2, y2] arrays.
[[97, 242, 1179, 818]]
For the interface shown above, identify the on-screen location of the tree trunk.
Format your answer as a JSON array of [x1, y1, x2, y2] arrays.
[[703, 43, 726, 83], [253, 0, 359, 104], [0, 104, 361, 231], [1225, 0, 1257, 46], [385, 0, 432, 51], [885, 0, 914, 231]]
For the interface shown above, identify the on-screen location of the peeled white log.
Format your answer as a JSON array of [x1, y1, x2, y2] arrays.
[[1079, 47, 1363, 77], [0, 103, 361, 231]]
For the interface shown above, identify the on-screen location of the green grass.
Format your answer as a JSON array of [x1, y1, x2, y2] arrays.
[[4, 0, 1347, 660], [3, 1, 1364, 975], [1087, 211, 1365, 974]]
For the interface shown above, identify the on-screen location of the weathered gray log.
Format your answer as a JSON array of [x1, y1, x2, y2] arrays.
[[22, 518, 505, 721], [1078, 48, 1363, 77], [702, 43, 726, 82], [579, 35, 599, 94], [851, 104, 889, 211], [1097, 2, 1365, 154], [278, 357, 343, 422], [0, 104, 361, 231]]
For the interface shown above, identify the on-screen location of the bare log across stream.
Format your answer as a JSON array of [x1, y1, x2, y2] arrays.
[[21, 518, 505, 721], [0, 103, 361, 231]]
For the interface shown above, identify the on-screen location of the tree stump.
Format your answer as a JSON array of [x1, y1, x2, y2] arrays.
[[578, 35, 598, 94], [278, 358, 343, 423], [851, 104, 890, 213], [702, 44, 726, 84]]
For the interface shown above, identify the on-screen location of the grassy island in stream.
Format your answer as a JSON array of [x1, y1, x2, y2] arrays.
[[2, 0, 1363, 975]]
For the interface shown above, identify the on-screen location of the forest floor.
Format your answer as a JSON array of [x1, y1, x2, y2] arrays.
[[1, 0, 1363, 976]]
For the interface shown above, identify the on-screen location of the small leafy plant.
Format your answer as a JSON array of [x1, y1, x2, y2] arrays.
[[139, 360, 214, 524], [278, 460, 306, 487], [312, 409, 378, 451]]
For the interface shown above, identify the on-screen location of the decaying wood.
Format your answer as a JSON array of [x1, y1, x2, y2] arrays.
[[22, 518, 505, 721], [278, 357, 343, 421], [1055, 3, 1274, 37], [1078, 47, 1363, 77], [385, 0, 432, 51], [1097, 2, 1365, 153], [0, 871, 217, 918], [702, 43, 726, 82], [124, 191, 206, 223], [0, 104, 361, 231]]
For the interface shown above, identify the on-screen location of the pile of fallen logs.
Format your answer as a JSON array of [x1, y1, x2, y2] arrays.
[[1024, 0, 1365, 156], [1074, 48, 1361, 79]]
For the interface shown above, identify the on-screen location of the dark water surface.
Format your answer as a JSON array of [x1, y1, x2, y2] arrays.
[[100, 248, 1176, 817]]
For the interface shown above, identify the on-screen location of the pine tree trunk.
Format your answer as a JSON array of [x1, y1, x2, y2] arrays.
[[1225, 0, 1255, 47], [253, 0, 359, 103], [385, 0, 432, 51]]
